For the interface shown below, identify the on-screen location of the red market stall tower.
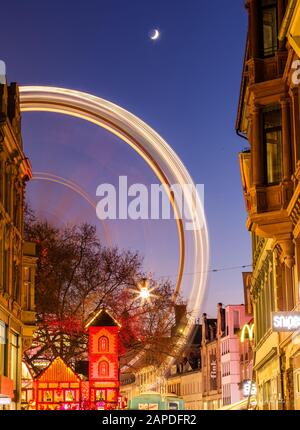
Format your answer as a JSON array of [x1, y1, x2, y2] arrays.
[[85, 308, 121, 409]]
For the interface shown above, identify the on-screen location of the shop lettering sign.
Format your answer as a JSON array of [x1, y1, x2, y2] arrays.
[[272, 312, 300, 332]]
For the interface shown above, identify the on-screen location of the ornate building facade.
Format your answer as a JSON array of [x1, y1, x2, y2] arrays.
[[220, 305, 253, 407], [200, 304, 224, 410], [0, 82, 36, 409], [236, 0, 300, 410]]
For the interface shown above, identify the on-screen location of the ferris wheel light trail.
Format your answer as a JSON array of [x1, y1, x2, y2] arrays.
[[31, 171, 111, 245], [32, 171, 96, 208], [19, 85, 210, 369]]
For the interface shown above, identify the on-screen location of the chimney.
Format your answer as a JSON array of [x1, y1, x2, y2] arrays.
[[0, 60, 6, 84], [202, 313, 208, 343], [175, 304, 187, 326], [217, 303, 225, 337], [171, 304, 187, 337]]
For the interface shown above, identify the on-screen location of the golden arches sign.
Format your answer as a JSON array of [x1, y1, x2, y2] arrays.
[[240, 323, 255, 343]]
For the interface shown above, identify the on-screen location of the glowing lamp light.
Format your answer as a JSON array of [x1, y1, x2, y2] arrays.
[[136, 278, 152, 302], [139, 287, 150, 300]]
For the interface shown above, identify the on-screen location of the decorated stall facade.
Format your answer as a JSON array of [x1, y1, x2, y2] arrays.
[[34, 357, 82, 410], [28, 308, 121, 410]]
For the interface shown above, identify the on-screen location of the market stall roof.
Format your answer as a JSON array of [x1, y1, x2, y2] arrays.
[[35, 356, 81, 383]]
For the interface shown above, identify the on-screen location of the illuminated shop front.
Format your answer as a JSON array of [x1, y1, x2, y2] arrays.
[[35, 357, 81, 410], [19, 308, 122, 410], [23, 309, 122, 410], [89, 382, 119, 409]]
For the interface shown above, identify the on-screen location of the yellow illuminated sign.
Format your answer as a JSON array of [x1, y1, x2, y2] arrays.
[[240, 323, 254, 343]]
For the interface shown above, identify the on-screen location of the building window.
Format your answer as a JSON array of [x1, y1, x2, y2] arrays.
[[98, 360, 109, 377], [269, 264, 275, 312], [263, 106, 282, 185], [296, 372, 300, 393], [260, 0, 278, 57], [22, 266, 30, 309], [233, 310, 240, 332], [0, 161, 3, 204], [3, 246, 9, 293], [256, 296, 261, 343], [262, 380, 272, 410], [0, 322, 7, 376], [10, 332, 19, 389], [98, 336, 109, 352], [5, 171, 11, 214]]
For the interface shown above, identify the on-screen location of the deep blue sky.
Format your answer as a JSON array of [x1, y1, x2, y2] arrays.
[[1, 0, 250, 316]]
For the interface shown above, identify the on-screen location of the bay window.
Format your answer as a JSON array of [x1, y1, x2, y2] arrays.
[[263, 106, 282, 185]]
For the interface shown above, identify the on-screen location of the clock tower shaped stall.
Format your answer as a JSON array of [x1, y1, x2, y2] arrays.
[[85, 309, 121, 409]]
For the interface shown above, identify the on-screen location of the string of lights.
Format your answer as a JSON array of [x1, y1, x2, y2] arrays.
[[156, 264, 252, 279]]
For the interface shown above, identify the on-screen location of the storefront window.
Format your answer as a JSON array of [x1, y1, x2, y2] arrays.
[[263, 380, 272, 410], [54, 389, 64, 403], [65, 390, 75, 402], [294, 371, 300, 410], [21, 389, 33, 404], [0, 322, 7, 376], [95, 389, 105, 401], [43, 390, 53, 403]]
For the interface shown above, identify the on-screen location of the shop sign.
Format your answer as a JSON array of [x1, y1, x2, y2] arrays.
[[272, 312, 300, 332], [242, 380, 256, 397], [210, 358, 217, 379], [0, 376, 13, 399]]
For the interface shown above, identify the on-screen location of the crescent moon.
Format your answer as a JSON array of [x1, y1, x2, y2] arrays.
[[150, 29, 160, 40]]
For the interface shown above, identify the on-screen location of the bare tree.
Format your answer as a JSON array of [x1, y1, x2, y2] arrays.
[[24, 210, 181, 373]]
